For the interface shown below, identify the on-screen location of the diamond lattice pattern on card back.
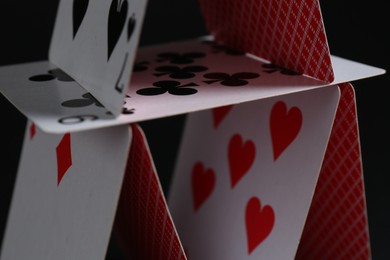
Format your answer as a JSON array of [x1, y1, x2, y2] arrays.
[[114, 124, 186, 260], [295, 83, 370, 259], [198, 0, 334, 82]]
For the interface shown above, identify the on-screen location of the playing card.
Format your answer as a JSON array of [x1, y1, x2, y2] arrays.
[[114, 124, 186, 260], [296, 83, 371, 259], [0, 121, 131, 260], [0, 38, 383, 134], [127, 37, 383, 121], [199, 0, 334, 82], [49, 0, 148, 115], [168, 85, 340, 259], [0, 61, 121, 133]]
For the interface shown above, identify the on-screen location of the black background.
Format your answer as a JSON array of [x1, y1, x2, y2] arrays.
[[0, 0, 389, 259]]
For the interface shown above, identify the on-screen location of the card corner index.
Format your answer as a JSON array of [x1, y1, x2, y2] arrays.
[[48, 0, 148, 117]]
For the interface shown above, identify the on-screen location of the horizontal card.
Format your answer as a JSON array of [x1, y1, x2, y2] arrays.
[[0, 37, 384, 133]]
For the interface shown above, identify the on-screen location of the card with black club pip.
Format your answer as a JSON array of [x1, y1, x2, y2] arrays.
[[0, 37, 383, 134], [0, 0, 386, 259], [49, 0, 147, 115]]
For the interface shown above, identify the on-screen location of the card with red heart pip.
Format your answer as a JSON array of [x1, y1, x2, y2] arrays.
[[0, 0, 383, 258], [168, 83, 368, 259]]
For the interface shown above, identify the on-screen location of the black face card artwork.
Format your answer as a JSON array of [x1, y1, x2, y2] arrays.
[[107, 0, 128, 61], [73, 0, 89, 38]]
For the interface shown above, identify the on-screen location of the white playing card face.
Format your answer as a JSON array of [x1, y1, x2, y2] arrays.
[[168, 86, 340, 259], [49, 0, 148, 115], [0, 61, 124, 133], [126, 37, 383, 124], [0, 38, 384, 134], [0, 121, 131, 260]]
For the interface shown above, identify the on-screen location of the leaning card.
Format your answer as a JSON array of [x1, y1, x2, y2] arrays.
[[168, 85, 340, 259], [296, 83, 371, 259], [0, 121, 131, 260], [49, 0, 148, 115], [114, 124, 187, 260], [198, 0, 334, 82]]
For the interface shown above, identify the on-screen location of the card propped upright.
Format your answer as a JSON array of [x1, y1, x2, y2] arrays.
[[0, 0, 386, 259], [49, 0, 148, 115], [199, 0, 334, 82], [0, 0, 385, 134]]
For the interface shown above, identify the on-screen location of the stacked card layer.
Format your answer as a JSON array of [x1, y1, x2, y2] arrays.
[[0, 38, 384, 133]]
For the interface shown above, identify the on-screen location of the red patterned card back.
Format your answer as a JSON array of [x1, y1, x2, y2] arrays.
[[114, 124, 187, 260], [198, 0, 334, 83], [295, 83, 370, 259]]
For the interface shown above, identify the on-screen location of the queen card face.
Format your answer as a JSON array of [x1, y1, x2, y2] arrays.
[[49, 0, 148, 115]]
